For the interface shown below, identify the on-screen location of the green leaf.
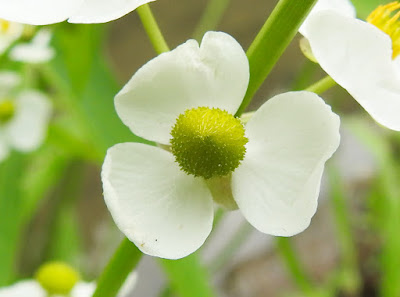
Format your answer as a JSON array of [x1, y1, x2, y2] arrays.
[[159, 253, 216, 297]]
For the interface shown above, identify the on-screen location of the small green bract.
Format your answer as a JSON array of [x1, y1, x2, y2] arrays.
[[170, 107, 248, 179]]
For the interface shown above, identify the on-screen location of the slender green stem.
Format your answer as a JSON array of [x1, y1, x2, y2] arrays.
[[192, 0, 232, 41], [327, 166, 361, 295], [137, 4, 170, 54], [236, 0, 319, 116], [276, 237, 314, 295], [92, 238, 142, 297], [305, 75, 337, 94]]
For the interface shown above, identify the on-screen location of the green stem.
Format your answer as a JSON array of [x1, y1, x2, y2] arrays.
[[192, 0, 232, 41], [305, 75, 337, 94], [236, 0, 319, 116], [137, 4, 170, 54], [327, 166, 361, 295], [276, 237, 314, 295], [92, 238, 143, 297]]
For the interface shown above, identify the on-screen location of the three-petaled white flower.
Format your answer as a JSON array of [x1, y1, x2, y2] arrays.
[[101, 31, 341, 259], [0, 71, 51, 162], [300, 0, 400, 131], [0, 0, 155, 25]]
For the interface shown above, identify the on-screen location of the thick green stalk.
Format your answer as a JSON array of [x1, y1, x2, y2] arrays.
[[236, 0, 319, 116], [92, 238, 142, 297], [305, 75, 337, 94], [192, 0, 232, 41], [137, 4, 170, 54]]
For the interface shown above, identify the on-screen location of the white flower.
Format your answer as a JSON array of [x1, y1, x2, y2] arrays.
[[0, 19, 24, 54], [0, 0, 155, 25], [101, 31, 341, 259], [0, 266, 136, 297], [301, 0, 400, 131], [10, 29, 55, 63], [0, 72, 51, 161]]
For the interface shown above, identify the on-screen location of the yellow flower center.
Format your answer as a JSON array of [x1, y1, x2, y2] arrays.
[[0, 100, 15, 125], [35, 262, 80, 295], [170, 107, 248, 179], [0, 19, 10, 34], [367, 1, 400, 59]]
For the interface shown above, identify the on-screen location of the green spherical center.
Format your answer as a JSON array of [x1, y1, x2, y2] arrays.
[[170, 107, 248, 179], [0, 100, 15, 125], [35, 262, 80, 295]]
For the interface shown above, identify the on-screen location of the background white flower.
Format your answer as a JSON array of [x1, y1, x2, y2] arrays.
[[0, 0, 156, 25], [101, 31, 341, 259], [10, 29, 55, 63], [0, 19, 24, 55], [301, 0, 400, 131], [0, 73, 52, 161]]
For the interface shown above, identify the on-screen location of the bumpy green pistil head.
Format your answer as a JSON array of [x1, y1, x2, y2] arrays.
[[170, 107, 248, 179], [0, 100, 15, 125]]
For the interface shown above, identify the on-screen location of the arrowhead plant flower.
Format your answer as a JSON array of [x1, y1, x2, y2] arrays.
[[101, 31, 341, 259], [0, 262, 136, 297], [0, 72, 51, 162], [301, 0, 400, 131], [0, 0, 155, 25]]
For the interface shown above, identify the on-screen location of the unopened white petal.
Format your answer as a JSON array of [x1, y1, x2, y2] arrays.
[[6, 90, 51, 152], [232, 91, 340, 236], [0, 21, 24, 54], [0, 0, 83, 25], [68, 0, 154, 23], [305, 11, 400, 131], [115, 31, 249, 144], [71, 282, 96, 297], [0, 280, 46, 297], [102, 143, 214, 259], [300, 0, 356, 37], [10, 30, 55, 63]]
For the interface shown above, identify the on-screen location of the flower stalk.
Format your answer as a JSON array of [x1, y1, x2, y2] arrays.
[[305, 75, 337, 95], [92, 238, 142, 297], [236, 0, 319, 116], [136, 4, 169, 54]]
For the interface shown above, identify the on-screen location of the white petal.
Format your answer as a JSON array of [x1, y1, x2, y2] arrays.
[[0, 71, 21, 93], [10, 30, 55, 63], [117, 271, 137, 297], [300, 0, 356, 37], [232, 91, 340, 236], [115, 31, 249, 144], [0, 21, 24, 54], [0, 280, 46, 297], [71, 282, 96, 297], [6, 90, 51, 152], [68, 0, 154, 23], [0, 0, 83, 25], [305, 11, 400, 131], [102, 143, 214, 259]]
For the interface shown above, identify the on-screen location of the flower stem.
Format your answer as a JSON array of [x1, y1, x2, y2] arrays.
[[236, 0, 319, 116], [136, 4, 170, 54], [92, 238, 142, 297], [305, 75, 337, 94], [192, 0, 232, 41]]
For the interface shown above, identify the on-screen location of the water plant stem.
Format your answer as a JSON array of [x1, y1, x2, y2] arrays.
[[92, 238, 142, 297], [137, 4, 170, 54], [305, 75, 337, 94]]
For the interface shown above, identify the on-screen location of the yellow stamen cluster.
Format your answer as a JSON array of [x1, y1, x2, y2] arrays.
[[367, 1, 400, 59], [170, 107, 248, 179], [0, 100, 15, 124], [35, 262, 80, 295], [0, 20, 10, 34]]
